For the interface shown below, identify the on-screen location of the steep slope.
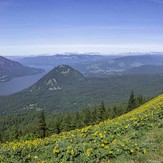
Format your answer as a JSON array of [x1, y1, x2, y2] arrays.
[[1, 94, 162, 162], [0, 56, 43, 82]]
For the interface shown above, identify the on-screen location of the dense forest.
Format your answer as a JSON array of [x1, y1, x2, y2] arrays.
[[0, 91, 147, 142]]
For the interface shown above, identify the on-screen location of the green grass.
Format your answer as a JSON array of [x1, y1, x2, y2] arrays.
[[113, 123, 163, 163]]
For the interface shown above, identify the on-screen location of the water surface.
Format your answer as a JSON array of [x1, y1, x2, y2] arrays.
[[0, 71, 48, 96]]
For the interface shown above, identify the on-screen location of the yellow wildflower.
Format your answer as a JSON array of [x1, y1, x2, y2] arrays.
[[71, 149, 75, 155], [143, 149, 147, 154], [99, 133, 103, 139], [130, 148, 134, 153], [85, 148, 93, 156]]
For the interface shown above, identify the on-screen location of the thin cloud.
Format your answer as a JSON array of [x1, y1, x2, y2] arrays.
[[0, 43, 163, 50], [1, 43, 163, 56]]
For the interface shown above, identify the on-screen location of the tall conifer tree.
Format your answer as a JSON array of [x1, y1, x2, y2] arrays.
[[37, 110, 46, 138]]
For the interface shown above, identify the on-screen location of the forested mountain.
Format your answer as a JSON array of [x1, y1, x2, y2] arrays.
[[30, 65, 84, 92], [0, 65, 163, 115], [0, 56, 43, 82]]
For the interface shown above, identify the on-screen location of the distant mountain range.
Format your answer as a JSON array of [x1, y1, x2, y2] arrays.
[[12, 53, 163, 76], [0, 56, 43, 82], [1, 64, 163, 115]]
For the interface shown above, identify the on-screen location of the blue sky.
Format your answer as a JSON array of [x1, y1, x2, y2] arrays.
[[0, 0, 163, 56]]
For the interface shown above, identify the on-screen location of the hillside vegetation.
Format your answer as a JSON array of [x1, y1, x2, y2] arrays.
[[0, 94, 163, 162]]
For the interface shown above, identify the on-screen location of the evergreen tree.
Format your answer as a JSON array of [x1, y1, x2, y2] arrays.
[[0, 132, 2, 142], [99, 101, 106, 121], [10, 125, 19, 140], [127, 91, 136, 112], [37, 110, 46, 138], [136, 94, 146, 106], [54, 118, 61, 134], [71, 111, 82, 129], [92, 107, 99, 122], [112, 106, 118, 118], [82, 109, 91, 125], [61, 113, 71, 131]]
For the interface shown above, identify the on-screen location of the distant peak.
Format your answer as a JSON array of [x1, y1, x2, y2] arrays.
[[59, 64, 66, 68], [30, 65, 84, 92], [57, 64, 71, 69]]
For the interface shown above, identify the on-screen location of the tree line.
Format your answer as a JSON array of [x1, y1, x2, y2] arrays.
[[0, 91, 147, 142]]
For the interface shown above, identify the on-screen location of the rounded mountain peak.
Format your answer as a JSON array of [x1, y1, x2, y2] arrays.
[[49, 64, 84, 80], [30, 65, 84, 92]]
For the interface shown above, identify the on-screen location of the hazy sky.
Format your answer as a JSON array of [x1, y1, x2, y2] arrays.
[[0, 0, 163, 56]]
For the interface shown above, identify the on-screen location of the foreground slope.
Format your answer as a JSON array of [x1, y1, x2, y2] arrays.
[[0, 94, 163, 162]]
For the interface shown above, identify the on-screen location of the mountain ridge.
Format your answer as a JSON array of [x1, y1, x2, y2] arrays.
[[0, 56, 43, 82], [124, 65, 163, 74], [13, 54, 163, 77]]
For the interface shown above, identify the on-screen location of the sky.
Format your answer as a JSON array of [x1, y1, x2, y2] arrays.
[[0, 0, 163, 56]]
